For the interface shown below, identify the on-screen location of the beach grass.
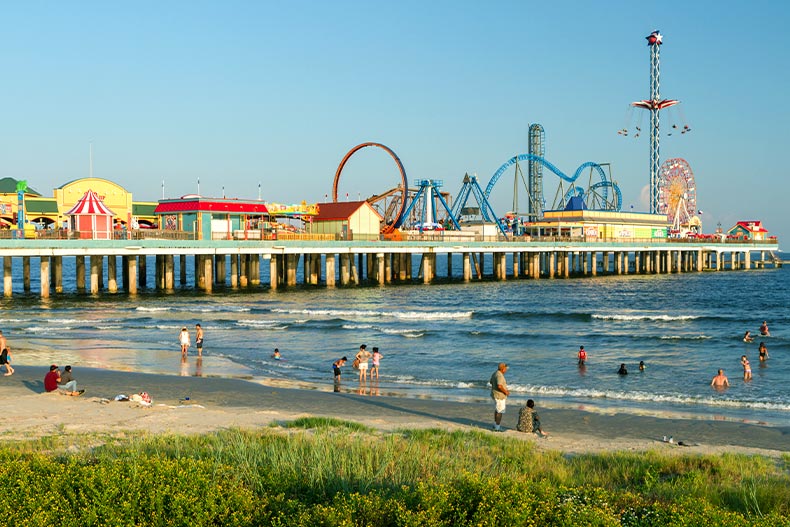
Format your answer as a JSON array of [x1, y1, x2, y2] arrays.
[[0, 422, 788, 526]]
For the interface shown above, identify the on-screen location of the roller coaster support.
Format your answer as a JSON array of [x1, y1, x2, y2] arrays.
[[450, 173, 508, 237], [399, 179, 462, 231]]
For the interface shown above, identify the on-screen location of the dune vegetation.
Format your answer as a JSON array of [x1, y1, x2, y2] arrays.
[[0, 417, 788, 526]]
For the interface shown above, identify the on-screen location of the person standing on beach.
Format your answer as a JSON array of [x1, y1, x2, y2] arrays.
[[371, 347, 382, 380], [0, 344, 13, 376], [577, 346, 587, 366], [355, 345, 372, 382], [195, 324, 204, 357], [711, 369, 729, 389], [179, 327, 190, 357], [489, 363, 510, 432], [741, 355, 752, 381]]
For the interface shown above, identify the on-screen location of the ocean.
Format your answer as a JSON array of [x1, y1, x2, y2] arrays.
[[3, 255, 788, 426]]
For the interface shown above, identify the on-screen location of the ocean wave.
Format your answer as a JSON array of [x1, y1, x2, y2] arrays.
[[24, 326, 73, 333], [136, 306, 171, 312], [390, 375, 477, 389], [236, 319, 288, 328], [592, 314, 700, 322], [659, 335, 711, 340], [508, 384, 790, 412], [273, 308, 472, 320], [341, 323, 425, 338]]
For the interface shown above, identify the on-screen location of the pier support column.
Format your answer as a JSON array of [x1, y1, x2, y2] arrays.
[[350, 254, 360, 284], [340, 254, 350, 285], [203, 255, 213, 293], [696, 250, 703, 272], [548, 252, 556, 278], [562, 252, 570, 278], [269, 255, 279, 290], [512, 252, 519, 278], [76, 256, 86, 293], [108, 255, 118, 293], [40, 257, 50, 299], [127, 256, 138, 295], [239, 255, 248, 287], [215, 255, 226, 285], [385, 253, 392, 283], [165, 255, 174, 290], [326, 255, 337, 287], [25, 257, 32, 292], [447, 253, 453, 279], [3, 257, 11, 297], [90, 256, 101, 294], [230, 255, 239, 288], [180, 255, 187, 286], [463, 252, 471, 282], [377, 253, 385, 286], [422, 253, 432, 284], [139, 256, 147, 288], [53, 256, 63, 293], [590, 252, 597, 276]]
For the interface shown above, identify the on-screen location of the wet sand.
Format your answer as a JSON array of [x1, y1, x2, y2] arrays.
[[1, 365, 788, 458]]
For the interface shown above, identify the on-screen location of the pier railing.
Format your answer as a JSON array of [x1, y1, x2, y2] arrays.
[[0, 228, 779, 245]]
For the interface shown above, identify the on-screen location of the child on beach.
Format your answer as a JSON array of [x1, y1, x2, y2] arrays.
[[0, 345, 12, 376], [371, 347, 382, 379], [577, 346, 587, 366]]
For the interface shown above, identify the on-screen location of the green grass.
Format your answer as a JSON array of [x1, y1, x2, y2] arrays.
[[0, 421, 787, 526]]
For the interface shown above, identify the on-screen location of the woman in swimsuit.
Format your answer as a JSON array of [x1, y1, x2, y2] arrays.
[[741, 355, 752, 380], [758, 342, 768, 361]]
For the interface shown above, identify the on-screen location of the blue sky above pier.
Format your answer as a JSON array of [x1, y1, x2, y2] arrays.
[[1, 1, 788, 245]]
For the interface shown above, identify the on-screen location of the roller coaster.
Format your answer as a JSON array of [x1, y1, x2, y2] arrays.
[[332, 132, 622, 235]]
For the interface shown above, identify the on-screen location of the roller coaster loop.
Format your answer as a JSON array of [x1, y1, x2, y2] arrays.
[[332, 142, 409, 229]]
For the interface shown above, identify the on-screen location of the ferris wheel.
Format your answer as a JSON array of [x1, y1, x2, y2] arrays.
[[658, 158, 697, 231]]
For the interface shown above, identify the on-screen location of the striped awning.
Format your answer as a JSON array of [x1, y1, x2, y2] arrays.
[[65, 190, 116, 216]]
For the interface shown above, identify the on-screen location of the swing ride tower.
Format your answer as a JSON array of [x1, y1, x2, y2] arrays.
[[631, 30, 678, 214]]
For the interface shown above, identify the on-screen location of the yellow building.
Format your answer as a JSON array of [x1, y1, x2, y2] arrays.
[[527, 209, 669, 240], [0, 177, 158, 229]]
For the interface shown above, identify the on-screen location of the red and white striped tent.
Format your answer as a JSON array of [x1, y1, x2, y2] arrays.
[[65, 190, 116, 239]]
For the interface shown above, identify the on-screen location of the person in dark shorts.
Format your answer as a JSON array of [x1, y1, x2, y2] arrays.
[[333, 357, 347, 379], [195, 324, 204, 356], [0, 345, 12, 376]]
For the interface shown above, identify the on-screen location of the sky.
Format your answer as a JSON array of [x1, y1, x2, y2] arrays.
[[1, 1, 788, 246]]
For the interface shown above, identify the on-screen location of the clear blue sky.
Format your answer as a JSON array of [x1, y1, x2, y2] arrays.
[[1, 1, 788, 246]]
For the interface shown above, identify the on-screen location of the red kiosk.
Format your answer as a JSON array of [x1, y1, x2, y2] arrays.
[[65, 190, 116, 240]]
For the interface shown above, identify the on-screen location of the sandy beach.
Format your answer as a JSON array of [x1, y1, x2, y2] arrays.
[[0, 364, 787, 458]]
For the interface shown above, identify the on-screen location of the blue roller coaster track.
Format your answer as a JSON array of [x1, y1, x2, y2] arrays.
[[483, 154, 622, 221]]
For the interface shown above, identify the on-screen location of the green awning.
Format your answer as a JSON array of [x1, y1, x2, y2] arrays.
[[133, 202, 158, 216], [25, 199, 58, 214]]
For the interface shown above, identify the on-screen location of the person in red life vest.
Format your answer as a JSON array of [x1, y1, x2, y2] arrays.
[[577, 346, 588, 366]]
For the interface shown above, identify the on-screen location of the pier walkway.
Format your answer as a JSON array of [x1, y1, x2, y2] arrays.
[[0, 238, 781, 298]]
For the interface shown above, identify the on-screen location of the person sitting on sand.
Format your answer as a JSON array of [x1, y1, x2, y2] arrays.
[[617, 363, 628, 375], [710, 369, 729, 388], [516, 399, 548, 437], [758, 342, 768, 361], [743, 331, 753, 343], [44, 365, 84, 396], [759, 321, 770, 337]]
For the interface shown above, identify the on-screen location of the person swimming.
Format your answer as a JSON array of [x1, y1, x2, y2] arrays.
[[759, 321, 770, 336], [639, 360, 645, 372], [758, 342, 768, 361], [617, 363, 628, 375], [743, 331, 754, 343], [272, 348, 282, 360]]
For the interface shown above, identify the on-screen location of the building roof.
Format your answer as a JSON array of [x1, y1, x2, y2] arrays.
[[0, 177, 41, 196], [154, 197, 269, 214], [729, 221, 768, 233], [314, 201, 383, 221], [65, 190, 116, 216]]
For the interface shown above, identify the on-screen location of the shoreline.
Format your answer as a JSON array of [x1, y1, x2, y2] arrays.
[[1, 365, 788, 457]]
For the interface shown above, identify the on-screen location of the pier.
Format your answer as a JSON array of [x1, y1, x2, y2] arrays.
[[0, 238, 781, 298]]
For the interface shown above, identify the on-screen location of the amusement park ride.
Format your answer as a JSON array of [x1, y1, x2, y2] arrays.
[[331, 31, 696, 237]]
